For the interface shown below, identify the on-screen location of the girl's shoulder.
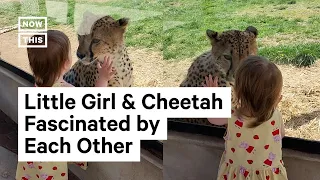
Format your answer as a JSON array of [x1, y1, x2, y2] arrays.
[[52, 80, 74, 87], [272, 108, 281, 118], [229, 107, 283, 127], [230, 107, 282, 118], [230, 107, 242, 119], [269, 108, 283, 125]]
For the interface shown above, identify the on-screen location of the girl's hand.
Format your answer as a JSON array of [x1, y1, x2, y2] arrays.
[[97, 56, 116, 82], [202, 74, 219, 87]]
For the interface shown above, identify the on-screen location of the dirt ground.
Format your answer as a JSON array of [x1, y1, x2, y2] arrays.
[[0, 25, 319, 141]]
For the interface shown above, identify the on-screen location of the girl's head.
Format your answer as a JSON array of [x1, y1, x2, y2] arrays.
[[27, 30, 72, 87], [234, 55, 283, 128]]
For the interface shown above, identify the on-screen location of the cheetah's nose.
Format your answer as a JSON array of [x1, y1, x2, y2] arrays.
[[77, 52, 85, 59]]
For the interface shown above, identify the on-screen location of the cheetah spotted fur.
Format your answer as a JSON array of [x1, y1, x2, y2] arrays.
[[168, 26, 258, 126], [63, 13, 133, 87]]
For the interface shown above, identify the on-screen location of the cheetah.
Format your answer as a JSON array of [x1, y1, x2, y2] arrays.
[[168, 26, 258, 126], [63, 12, 133, 87]]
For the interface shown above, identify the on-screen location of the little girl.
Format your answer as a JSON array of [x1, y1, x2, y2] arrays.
[[16, 30, 115, 180], [203, 56, 288, 180]]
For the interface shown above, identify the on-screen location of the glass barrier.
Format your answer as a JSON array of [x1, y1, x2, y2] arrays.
[[0, 0, 319, 143]]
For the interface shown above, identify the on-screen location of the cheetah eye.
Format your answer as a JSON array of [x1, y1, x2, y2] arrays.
[[92, 39, 100, 44], [223, 54, 232, 61]]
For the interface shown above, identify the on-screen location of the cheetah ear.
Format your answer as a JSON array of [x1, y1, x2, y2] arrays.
[[118, 18, 129, 29], [245, 26, 258, 38], [206, 29, 219, 41]]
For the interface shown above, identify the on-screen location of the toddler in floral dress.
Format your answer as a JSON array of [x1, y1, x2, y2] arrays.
[[203, 56, 288, 180], [16, 30, 115, 180]]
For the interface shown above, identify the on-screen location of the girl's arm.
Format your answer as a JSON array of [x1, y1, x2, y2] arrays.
[[207, 118, 228, 126], [276, 96, 285, 138], [281, 122, 285, 138], [280, 117, 285, 138], [278, 111, 285, 138]]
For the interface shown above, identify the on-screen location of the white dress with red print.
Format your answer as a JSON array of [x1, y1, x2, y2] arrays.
[[217, 108, 288, 180], [16, 81, 87, 180]]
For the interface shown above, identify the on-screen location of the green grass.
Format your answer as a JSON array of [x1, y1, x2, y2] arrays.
[[0, 0, 61, 28], [230, 0, 297, 5], [0, 2, 21, 26], [163, 0, 320, 65], [126, 17, 163, 50], [76, 0, 164, 50], [67, 0, 76, 25], [0, 0, 319, 66], [259, 43, 320, 67]]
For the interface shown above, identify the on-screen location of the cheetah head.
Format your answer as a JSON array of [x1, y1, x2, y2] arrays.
[[77, 14, 129, 64], [90, 16, 128, 63], [206, 26, 258, 79]]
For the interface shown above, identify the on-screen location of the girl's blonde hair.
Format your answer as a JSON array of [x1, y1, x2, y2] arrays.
[[27, 30, 71, 87], [234, 55, 283, 128]]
